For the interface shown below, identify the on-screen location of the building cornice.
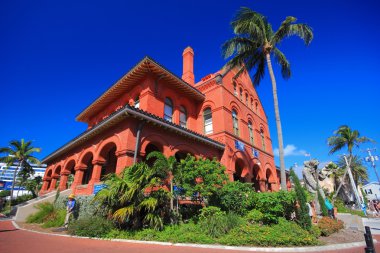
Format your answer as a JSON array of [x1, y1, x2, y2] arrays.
[[43, 105, 224, 164]]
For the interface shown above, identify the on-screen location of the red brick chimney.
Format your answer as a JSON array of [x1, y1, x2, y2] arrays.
[[182, 46, 194, 85]]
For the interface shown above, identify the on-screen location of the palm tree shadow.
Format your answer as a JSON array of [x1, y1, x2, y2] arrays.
[[0, 228, 18, 233]]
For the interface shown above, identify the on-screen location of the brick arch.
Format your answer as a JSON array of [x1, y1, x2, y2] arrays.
[[62, 158, 76, 174], [95, 135, 122, 161], [45, 168, 53, 178], [77, 149, 95, 168], [201, 100, 216, 111], [229, 101, 242, 114], [53, 165, 62, 177], [140, 134, 167, 156], [171, 144, 199, 157], [231, 150, 251, 180], [265, 163, 277, 183]]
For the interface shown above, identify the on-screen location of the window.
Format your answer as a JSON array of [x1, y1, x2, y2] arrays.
[[232, 109, 239, 136], [255, 102, 259, 114], [179, 106, 187, 128], [245, 93, 248, 106], [248, 121, 254, 145], [233, 83, 237, 96], [134, 96, 140, 108], [203, 108, 213, 134], [260, 129, 266, 151], [239, 88, 243, 101], [251, 98, 253, 110], [164, 97, 173, 122]]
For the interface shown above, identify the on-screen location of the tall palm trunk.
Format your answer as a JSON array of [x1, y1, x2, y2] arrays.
[[265, 53, 287, 191]]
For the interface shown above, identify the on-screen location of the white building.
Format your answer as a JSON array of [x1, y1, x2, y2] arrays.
[[362, 182, 380, 201], [0, 162, 47, 197]]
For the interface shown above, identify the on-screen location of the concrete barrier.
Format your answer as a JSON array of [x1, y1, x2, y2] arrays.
[[14, 189, 71, 222]]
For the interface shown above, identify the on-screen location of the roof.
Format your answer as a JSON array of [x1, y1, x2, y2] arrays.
[[363, 182, 380, 188], [43, 104, 224, 164], [76, 56, 205, 122]]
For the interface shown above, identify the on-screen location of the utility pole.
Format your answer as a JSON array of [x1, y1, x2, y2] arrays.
[[365, 148, 380, 184]]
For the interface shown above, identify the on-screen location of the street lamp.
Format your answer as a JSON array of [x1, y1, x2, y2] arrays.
[[365, 148, 380, 184]]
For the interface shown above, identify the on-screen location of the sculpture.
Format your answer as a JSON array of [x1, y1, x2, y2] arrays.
[[302, 159, 326, 199]]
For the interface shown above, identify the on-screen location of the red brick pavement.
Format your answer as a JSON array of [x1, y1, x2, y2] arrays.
[[1, 220, 379, 253]]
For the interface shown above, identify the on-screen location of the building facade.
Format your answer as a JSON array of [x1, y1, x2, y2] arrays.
[[363, 182, 380, 201], [40, 47, 285, 196]]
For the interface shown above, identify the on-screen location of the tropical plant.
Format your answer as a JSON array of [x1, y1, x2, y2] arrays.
[[175, 155, 228, 204], [327, 125, 372, 203], [222, 7, 313, 190], [146, 151, 178, 211], [290, 169, 311, 230], [337, 155, 368, 185], [24, 176, 43, 198], [94, 162, 171, 230], [0, 139, 41, 204]]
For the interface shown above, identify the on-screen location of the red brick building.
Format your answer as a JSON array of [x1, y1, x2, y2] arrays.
[[40, 47, 284, 196]]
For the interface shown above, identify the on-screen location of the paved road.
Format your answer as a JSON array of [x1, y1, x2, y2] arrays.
[[0, 220, 378, 253], [363, 217, 380, 235]]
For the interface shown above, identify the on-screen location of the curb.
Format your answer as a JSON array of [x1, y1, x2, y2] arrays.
[[11, 220, 368, 252]]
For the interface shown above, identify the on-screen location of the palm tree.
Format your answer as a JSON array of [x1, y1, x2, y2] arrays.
[[337, 155, 368, 186], [94, 162, 171, 230], [0, 139, 41, 204], [222, 7, 313, 190], [327, 125, 372, 203], [146, 151, 178, 211]]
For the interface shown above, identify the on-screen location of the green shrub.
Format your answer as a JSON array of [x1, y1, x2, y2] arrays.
[[12, 194, 34, 206], [309, 225, 321, 238], [55, 195, 106, 220], [245, 209, 264, 224], [0, 190, 10, 198], [317, 217, 344, 236], [219, 218, 319, 246], [27, 202, 55, 223], [68, 216, 114, 237], [198, 206, 243, 238], [317, 189, 328, 216], [252, 191, 296, 224], [290, 169, 311, 230], [335, 199, 366, 217], [42, 209, 66, 228], [212, 181, 255, 215]]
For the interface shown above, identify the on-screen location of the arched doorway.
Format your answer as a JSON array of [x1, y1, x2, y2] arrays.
[[144, 143, 162, 166], [175, 151, 191, 162], [233, 159, 246, 182], [81, 153, 94, 185], [252, 164, 260, 191], [46, 170, 52, 190], [266, 169, 273, 192], [54, 166, 61, 189], [100, 144, 117, 180], [65, 160, 76, 188]]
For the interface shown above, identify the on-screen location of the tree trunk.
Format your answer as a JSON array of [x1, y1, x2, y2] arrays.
[[265, 53, 287, 191], [10, 166, 19, 206], [170, 180, 174, 211]]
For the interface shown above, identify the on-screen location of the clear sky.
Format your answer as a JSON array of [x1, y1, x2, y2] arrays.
[[1, 0, 379, 180]]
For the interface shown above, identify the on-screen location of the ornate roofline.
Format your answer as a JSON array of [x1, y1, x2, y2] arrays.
[[76, 56, 205, 122], [43, 105, 224, 164]]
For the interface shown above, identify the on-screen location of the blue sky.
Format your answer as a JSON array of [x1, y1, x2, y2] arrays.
[[1, 0, 379, 180]]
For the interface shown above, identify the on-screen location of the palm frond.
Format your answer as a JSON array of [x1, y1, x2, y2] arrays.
[[271, 16, 297, 46], [143, 213, 163, 230], [288, 24, 313, 45], [272, 48, 291, 79]]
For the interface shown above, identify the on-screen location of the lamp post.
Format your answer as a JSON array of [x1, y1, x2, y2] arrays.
[[365, 148, 380, 184]]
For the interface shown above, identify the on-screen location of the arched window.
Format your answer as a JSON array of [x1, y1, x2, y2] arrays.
[[248, 121, 254, 145], [164, 97, 173, 122], [233, 83, 237, 96], [203, 108, 213, 134], [134, 96, 140, 108], [245, 93, 248, 106], [239, 88, 243, 101], [232, 109, 239, 136], [255, 102, 259, 114], [251, 98, 254, 110], [260, 129, 266, 151], [179, 106, 187, 128]]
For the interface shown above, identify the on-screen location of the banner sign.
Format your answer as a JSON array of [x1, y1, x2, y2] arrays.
[[235, 140, 245, 151], [93, 184, 107, 195], [252, 148, 259, 158]]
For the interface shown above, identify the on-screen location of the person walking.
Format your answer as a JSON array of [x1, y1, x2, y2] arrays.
[[64, 194, 76, 229]]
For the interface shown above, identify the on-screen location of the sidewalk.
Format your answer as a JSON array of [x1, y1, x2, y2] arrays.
[[1, 220, 379, 253]]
